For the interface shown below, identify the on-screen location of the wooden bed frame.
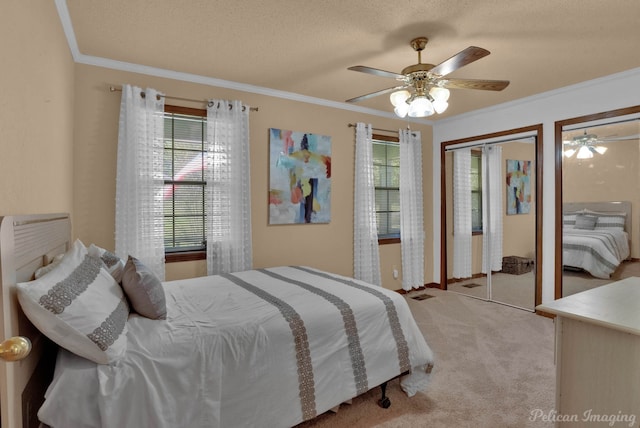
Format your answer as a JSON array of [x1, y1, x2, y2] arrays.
[[0, 213, 71, 428]]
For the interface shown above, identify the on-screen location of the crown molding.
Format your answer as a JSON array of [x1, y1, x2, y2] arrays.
[[53, 0, 432, 125]]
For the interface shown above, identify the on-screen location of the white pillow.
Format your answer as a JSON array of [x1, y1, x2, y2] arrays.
[[16, 239, 129, 364], [88, 244, 126, 283], [34, 253, 65, 279]]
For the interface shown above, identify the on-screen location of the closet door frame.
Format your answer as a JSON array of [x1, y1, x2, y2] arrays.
[[440, 124, 544, 309]]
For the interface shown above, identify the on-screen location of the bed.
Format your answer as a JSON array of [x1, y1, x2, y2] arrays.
[[0, 213, 434, 428], [562, 201, 632, 279]]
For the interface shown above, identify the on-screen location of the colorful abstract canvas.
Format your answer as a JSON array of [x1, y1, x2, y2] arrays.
[[269, 128, 332, 224], [506, 159, 531, 215]]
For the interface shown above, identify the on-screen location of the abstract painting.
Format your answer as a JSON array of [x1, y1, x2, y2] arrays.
[[269, 128, 332, 224], [506, 159, 531, 215]]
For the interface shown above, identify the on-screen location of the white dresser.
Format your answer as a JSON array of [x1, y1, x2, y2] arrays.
[[537, 278, 640, 427]]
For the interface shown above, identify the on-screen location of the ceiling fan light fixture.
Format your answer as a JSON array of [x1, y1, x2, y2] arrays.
[[407, 95, 434, 117], [594, 146, 608, 155], [394, 103, 410, 118], [429, 87, 450, 102], [576, 145, 594, 159], [389, 90, 410, 107], [432, 99, 449, 114], [563, 148, 576, 158]]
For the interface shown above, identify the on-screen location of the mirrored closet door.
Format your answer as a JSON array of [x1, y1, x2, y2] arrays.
[[556, 106, 640, 298], [441, 126, 542, 311]]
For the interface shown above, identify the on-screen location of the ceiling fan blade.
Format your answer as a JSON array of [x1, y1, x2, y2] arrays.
[[441, 78, 510, 91], [429, 46, 490, 77], [348, 65, 406, 80], [599, 134, 640, 142], [346, 85, 408, 103]]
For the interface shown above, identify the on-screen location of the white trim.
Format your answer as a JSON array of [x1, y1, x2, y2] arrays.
[[54, 0, 80, 60], [437, 67, 640, 126], [53, 0, 431, 124], [55, 0, 640, 127], [444, 134, 536, 151]]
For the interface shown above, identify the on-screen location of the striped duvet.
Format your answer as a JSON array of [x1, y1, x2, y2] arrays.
[[563, 228, 629, 278], [39, 266, 434, 428]]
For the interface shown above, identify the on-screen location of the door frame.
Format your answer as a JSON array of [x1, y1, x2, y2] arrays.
[[440, 124, 544, 309]]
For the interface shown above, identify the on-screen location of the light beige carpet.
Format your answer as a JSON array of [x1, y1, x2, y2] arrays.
[[563, 259, 640, 297], [295, 289, 555, 428], [447, 271, 536, 310]]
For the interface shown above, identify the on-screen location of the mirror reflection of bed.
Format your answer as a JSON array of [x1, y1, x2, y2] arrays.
[[561, 201, 637, 296], [560, 110, 640, 297]]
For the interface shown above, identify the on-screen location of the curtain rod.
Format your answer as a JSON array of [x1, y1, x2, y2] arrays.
[[109, 86, 259, 112], [347, 123, 415, 136]]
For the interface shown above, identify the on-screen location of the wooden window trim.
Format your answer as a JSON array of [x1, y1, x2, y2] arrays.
[[164, 105, 208, 261], [166, 250, 206, 263], [372, 133, 401, 244], [378, 237, 401, 245]]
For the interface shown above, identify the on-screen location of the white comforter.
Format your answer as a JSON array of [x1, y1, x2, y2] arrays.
[[39, 266, 434, 428], [563, 228, 630, 279]]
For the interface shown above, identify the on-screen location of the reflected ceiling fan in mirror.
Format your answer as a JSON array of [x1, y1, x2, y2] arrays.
[[562, 129, 640, 159], [345, 37, 510, 118]]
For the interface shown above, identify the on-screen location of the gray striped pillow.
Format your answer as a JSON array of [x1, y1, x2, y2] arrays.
[[584, 210, 626, 231]]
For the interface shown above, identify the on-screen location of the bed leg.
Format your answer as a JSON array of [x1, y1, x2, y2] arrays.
[[378, 381, 391, 409]]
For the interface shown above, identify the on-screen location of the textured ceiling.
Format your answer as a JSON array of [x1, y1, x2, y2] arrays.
[[64, 0, 640, 120]]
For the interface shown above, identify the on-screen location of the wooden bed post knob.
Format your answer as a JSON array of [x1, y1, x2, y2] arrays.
[[0, 336, 31, 361]]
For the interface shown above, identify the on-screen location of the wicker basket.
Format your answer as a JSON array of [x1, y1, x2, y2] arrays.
[[502, 256, 534, 275]]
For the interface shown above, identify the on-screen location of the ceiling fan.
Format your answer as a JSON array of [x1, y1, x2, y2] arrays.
[[562, 130, 640, 159], [345, 37, 510, 118]]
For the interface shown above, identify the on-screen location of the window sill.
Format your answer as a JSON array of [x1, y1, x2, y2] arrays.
[[378, 237, 401, 245], [165, 251, 206, 263]]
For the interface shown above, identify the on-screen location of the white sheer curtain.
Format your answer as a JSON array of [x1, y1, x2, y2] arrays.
[[354, 123, 381, 286], [205, 99, 253, 275], [399, 129, 424, 291], [452, 149, 472, 278], [482, 145, 503, 273], [115, 84, 166, 280]]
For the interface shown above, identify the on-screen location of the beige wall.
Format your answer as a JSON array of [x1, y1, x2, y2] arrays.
[[72, 64, 433, 289], [563, 139, 640, 257], [445, 141, 536, 278], [0, 2, 75, 217]]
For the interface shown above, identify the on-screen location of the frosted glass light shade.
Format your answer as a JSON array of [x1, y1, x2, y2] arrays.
[[594, 146, 608, 155], [563, 149, 576, 158], [394, 102, 409, 118], [408, 96, 434, 117], [429, 87, 450, 102], [432, 99, 448, 114], [389, 90, 410, 106], [576, 146, 593, 159]]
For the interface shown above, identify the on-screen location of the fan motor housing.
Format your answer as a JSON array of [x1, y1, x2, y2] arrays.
[[401, 63, 435, 75]]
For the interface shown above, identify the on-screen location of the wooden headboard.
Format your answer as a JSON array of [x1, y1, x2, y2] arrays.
[[563, 201, 632, 236], [0, 213, 71, 428]]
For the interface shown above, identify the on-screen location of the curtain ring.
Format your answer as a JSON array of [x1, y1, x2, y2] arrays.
[[140, 91, 146, 99], [228, 103, 232, 110], [207, 101, 214, 108]]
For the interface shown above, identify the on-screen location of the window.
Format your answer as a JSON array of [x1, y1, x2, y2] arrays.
[[471, 150, 483, 233], [372, 135, 400, 242], [163, 105, 207, 260]]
